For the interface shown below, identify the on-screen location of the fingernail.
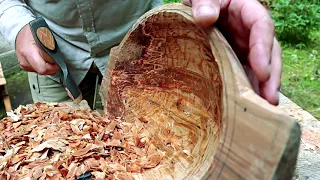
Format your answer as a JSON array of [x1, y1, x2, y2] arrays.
[[196, 5, 216, 17]]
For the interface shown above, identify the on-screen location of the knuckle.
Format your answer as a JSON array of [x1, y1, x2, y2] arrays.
[[37, 69, 47, 75], [16, 48, 28, 57], [263, 16, 275, 29], [18, 61, 28, 69]]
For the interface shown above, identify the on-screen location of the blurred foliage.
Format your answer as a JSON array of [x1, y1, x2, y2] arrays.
[[268, 0, 320, 47], [163, 0, 181, 3], [165, 0, 320, 47]]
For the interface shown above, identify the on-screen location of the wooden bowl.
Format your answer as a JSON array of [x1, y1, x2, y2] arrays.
[[100, 4, 300, 180]]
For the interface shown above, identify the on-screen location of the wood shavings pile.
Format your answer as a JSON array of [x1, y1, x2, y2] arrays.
[[0, 102, 164, 179]]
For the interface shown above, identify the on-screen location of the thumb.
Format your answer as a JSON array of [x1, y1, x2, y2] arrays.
[[183, 0, 221, 27]]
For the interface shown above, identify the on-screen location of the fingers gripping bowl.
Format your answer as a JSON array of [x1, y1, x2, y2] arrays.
[[101, 4, 300, 180]]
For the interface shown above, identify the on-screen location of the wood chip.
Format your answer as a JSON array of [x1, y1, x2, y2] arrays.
[[0, 102, 165, 179]]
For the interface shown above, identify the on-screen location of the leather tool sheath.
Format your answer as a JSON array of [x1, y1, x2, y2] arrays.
[[29, 17, 82, 104]]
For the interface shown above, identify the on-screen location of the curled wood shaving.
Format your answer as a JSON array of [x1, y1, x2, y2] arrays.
[[0, 102, 164, 179]]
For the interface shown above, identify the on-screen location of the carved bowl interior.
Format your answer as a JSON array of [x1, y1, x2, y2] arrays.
[[104, 7, 223, 180]]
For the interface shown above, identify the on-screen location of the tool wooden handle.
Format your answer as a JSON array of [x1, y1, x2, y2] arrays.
[[36, 27, 56, 64], [29, 18, 83, 104], [38, 49, 55, 64], [36, 27, 55, 50]]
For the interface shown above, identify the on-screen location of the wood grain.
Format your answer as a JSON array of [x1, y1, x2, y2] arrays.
[[36, 27, 55, 51], [100, 4, 301, 180]]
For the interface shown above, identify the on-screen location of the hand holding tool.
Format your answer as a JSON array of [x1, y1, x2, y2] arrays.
[[29, 18, 82, 104]]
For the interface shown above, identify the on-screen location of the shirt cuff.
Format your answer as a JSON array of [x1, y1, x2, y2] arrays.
[[152, 0, 163, 8], [0, 6, 36, 49]]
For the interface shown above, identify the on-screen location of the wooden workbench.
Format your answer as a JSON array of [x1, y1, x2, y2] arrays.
[[0, 63, 12, 112], [0, 63, 6, 86]]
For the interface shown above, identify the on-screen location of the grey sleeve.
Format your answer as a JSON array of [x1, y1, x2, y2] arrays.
[[0, 0, 36, 49], [152, 0, 163, 8]]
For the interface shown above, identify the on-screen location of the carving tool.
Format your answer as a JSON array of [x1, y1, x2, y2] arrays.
[[29, 18, 82, 104]]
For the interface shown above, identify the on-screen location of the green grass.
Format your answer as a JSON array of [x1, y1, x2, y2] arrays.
[[280, 32, 320, 120]]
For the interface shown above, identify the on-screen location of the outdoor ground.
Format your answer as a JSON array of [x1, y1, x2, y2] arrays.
[[281, 31, 320, 119]]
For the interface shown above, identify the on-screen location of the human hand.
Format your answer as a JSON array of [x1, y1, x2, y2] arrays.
[[183, 0, 282, 105], [15, 24, 59, 75]]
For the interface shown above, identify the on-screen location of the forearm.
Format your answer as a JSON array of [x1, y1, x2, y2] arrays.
[[0, 0, 36, 49]]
